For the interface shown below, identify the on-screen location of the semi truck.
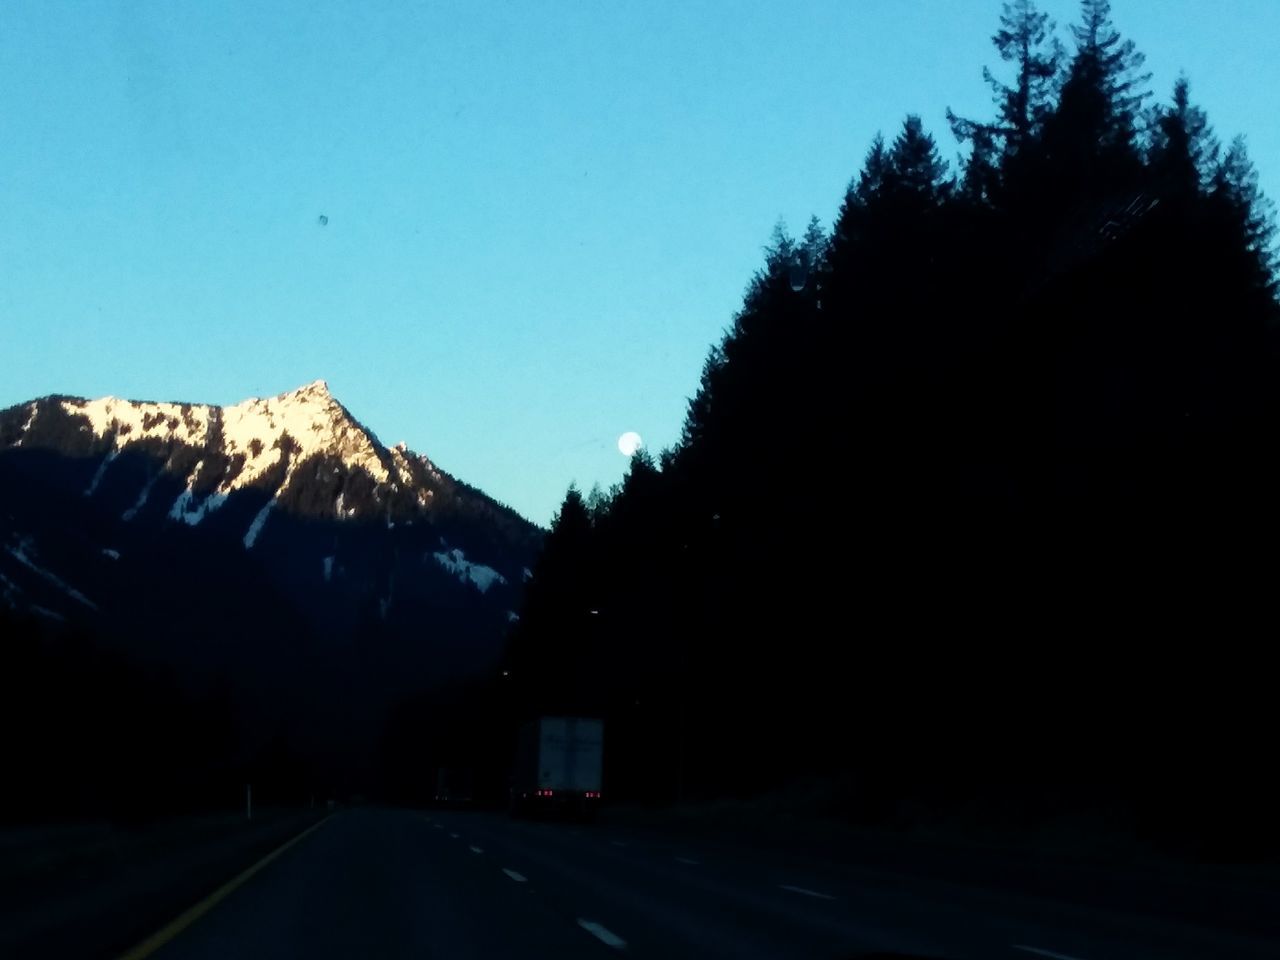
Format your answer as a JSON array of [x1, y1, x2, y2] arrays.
[[509, 716, 604, 819]]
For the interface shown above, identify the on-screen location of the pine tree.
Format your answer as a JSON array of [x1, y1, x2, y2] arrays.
[[765, 218, 797, 266], [1148, 77, 1217, 200], [825, 135, 890, 313], [989, 0, 1062, 148], [829, 121, 948, 294], [584, 482, 611, 522], [797, 215, 828, 292], [546, 485, 592, 557], [957, 125, 1001, 206], [1212, 137, 1280, 295], [885, 116, 951, 204], [1045, 0, 1150, 181], [679, 345, 726, 452], [948, 0, 1061, 204], [849, 135, 889, 211], [801, 215, 828, 266]]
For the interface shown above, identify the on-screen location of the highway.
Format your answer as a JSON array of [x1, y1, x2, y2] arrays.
[[132, 808, 1277, 960]]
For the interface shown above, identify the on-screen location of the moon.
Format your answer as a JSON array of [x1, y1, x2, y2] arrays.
[[617, 431, 643, 457]]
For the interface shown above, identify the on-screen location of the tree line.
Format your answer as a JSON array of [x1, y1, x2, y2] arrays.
[[503, 0, 1280, 858]]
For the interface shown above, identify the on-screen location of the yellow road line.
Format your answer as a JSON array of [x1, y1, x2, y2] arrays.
[[117, 815, 333, 960]]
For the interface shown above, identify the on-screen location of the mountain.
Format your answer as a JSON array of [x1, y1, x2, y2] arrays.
[[0, 381, 541, 780]]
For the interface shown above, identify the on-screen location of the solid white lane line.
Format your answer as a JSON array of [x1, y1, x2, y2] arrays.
[[1012, 947, 1088, 960], [469, 845, 484, 854], [448, 832, 460, 838], [433, 823, 443, 830], [577, 919, 627, 949], [502, 868, 528, 883], [778, 884, 837, 901], [675, 857, 701, 865]]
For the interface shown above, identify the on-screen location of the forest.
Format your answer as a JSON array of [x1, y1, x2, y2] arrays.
[[500, 0, 1280, 858]]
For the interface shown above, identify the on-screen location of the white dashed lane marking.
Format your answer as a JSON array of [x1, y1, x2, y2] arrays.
[[674, 857, 701, 865], [778, 884, 836, 901], [577, 919, 627, 949], [469, 845, 483, 854], [448, 832, 460, 838], [502, 868, 528, 883], [1012, 947, 1088, 960]]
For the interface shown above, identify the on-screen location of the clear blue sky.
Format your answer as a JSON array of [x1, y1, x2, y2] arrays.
[[2, 1, 1276, 524]]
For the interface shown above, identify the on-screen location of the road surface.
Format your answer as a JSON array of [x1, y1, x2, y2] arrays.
[[133, 807, 1277, 959]]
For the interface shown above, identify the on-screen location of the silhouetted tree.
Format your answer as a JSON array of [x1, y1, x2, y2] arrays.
[[1212, 136, 1280, 294], [885, 116, 952, 206], [1148, 77, 1217, 200], [950, 0, 1061, 206], [1040, 0, 1149, 201], [990, 0, 1062, 149]]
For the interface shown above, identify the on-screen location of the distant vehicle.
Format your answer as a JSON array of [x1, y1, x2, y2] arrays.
[[434, 767, 474, 806], [510, 716, 603, 819]]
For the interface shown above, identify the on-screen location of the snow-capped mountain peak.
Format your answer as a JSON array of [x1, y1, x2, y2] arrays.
[[4, 382, 467, 532], [1, 380, 542, 693], [65, 381, 389, 498], [216, 379, 391, 489]]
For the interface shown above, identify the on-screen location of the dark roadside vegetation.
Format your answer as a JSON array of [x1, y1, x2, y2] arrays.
[[0, 609, 327, 956], [3, 1, 1279, 952]]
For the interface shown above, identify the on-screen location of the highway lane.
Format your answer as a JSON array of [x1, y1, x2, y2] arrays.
[[145, 809, 592, 960], [143, 807, 1280, 960], [429, 811, 1280, 960]]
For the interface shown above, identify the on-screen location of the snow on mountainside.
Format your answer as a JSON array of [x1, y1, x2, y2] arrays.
[[0, 380, 487, 547], [433, 548, 508, 593], [0, 380, 542, 705], [55, 379, 440, 512], [0, 381, 541, 628]]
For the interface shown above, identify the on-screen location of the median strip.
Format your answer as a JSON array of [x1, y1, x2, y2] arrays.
[[577, 918, 627, 949]]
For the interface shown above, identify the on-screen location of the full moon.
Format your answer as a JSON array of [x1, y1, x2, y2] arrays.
[[617, 431, 643, 456]]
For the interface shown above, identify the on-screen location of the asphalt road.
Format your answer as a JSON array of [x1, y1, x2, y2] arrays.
[[141, 807, 1279, 960], [0, 810, 321, 960]]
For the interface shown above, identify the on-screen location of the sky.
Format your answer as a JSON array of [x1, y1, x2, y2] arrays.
[[2, 1, 1277, 525]]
